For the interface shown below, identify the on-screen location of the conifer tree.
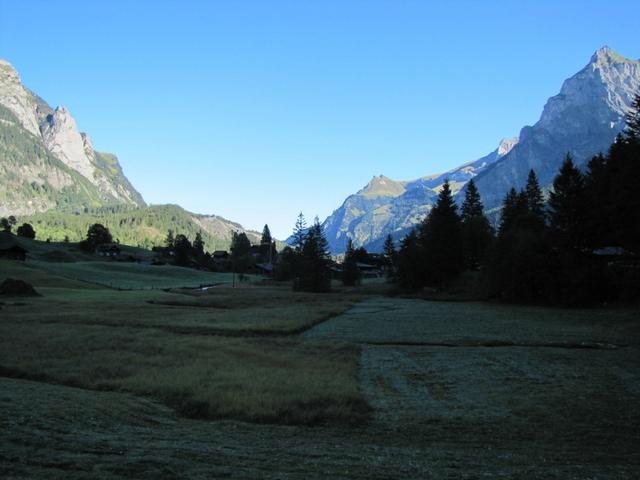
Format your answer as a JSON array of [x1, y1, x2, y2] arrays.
[[524, 169, 546, 229], [396, 229, 423, 289], [297, 218, 331, 292], [260, 224, 272, 246], [498, 188, 520, 237], [460, 179, 493, 270], [193, 231, 205, 255], [419, 180, 464, 287], [260, 224, 274, 262], [383, 233, 397, 278], [292, 213, 307, 252], [460, 179, 483, 220], [548, 154, 587, 250], [342, 238, 361, 286]]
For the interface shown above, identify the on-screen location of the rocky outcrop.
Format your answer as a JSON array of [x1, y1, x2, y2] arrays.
[[42, 106, 96, 180], [0, 60, 40, 137], [0, 59, 145, 215]]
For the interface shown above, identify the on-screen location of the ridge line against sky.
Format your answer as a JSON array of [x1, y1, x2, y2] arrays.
[[1, 0, 639, 238]]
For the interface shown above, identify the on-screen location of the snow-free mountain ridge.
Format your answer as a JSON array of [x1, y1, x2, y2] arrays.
[[319, 46, 640, 254], [0, 59, 263, 249]]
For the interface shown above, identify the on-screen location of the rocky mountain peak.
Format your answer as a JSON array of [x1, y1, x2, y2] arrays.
[[0, 58, 40, 137], [537, 47, 640, 132], [590, 45, 633, 67], [0, 59, 19, 81], [358, 175, 406, 198]]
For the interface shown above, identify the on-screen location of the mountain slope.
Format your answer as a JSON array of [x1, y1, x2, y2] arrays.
[[320, 136, 515, 253], [0, 59, 145, 216], [474, 46, 640, 211], [22, 204, 263, 252], [320, 46, 640, 254], [1, 59, 268, 251]]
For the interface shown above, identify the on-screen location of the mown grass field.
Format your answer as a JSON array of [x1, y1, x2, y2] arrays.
[[0, 256, 367, 425]]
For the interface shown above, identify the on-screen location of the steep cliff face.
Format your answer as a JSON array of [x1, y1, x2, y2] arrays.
[[0, 60, 41, 137], [320, 47, 640, 253], [0, 59, 145, 216], [474, 46, 640, 210]]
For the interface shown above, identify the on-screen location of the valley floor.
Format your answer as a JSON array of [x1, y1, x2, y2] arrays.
[[2, 296, 639, 479]]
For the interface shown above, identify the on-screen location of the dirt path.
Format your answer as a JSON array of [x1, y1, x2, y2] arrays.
[[3, 297, 640, 478]]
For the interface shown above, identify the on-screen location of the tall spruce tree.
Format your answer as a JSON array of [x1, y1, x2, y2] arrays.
[[260, 224, 272, 246], [383, 233, 397, 278], [524, 169, 546, 229], [419, 180, 464, 288], [292, 213, 307, 252], [260, 224, 273, 262], [396, 229, 423, 289], [193, 231, 205, 255], [498, 188, 520, 236], [548, 154, 587, 250], [297, 218, 331, 292], [460, 179, 493, 270]]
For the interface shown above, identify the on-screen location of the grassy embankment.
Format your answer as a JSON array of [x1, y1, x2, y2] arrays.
[[0, 236, 370, 425]]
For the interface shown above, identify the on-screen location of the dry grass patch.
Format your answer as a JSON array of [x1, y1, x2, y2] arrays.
[[0, 320, 368, 425]]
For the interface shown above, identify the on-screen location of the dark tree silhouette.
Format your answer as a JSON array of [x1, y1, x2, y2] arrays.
[[383, 233, 397, 278], [292, 213, 307, 252], [419, 180, 464, 288], [174, 234, 192, 266], [0, 217, 11, 233], [396, 230, 422, 289], [86, 223, 112, 248], [342, 238, 361, 286], [296, 218, 331, 292], [524, 169, 546, 229], [16, 223, 36, 239], [193, 231, 205, 256], [460, 179, 493, 270], [260, 224, 275, 262], [548, 154, 587, 251]]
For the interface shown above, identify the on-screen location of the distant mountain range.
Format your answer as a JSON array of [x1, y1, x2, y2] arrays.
[[0, 59, 261, 250], [319, 46, 640, 254], [3, 47, 639, 254]]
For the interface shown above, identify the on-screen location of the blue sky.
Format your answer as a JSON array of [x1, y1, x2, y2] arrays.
[[1, 1, 639, 238]]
